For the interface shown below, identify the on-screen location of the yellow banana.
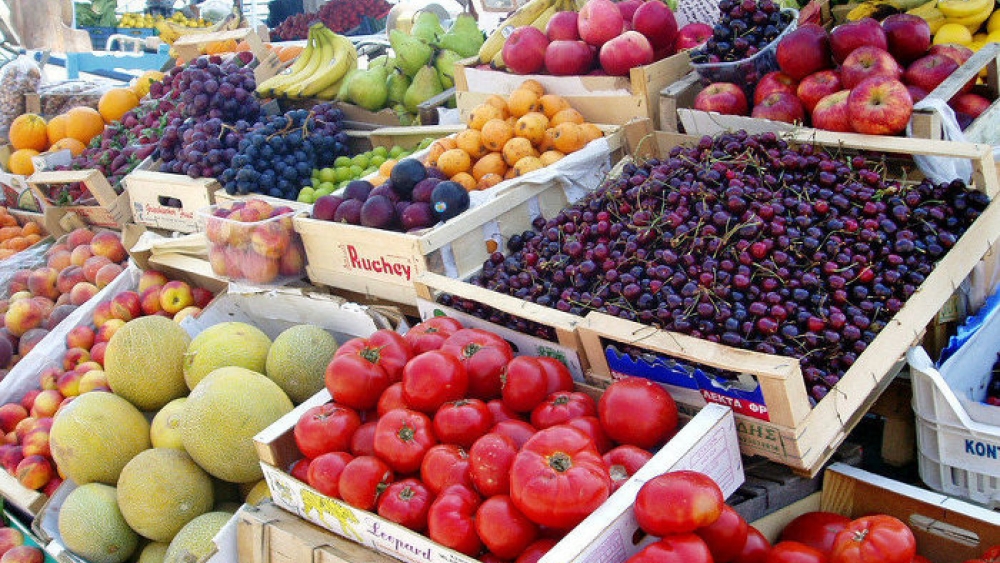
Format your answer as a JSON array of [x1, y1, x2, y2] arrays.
[[938, 0, 994, 18], [274, 31, 332, 97], [478, 0, 556, 64], [255, 30, 320, 96], [945, 1, 994, 32], [530, 3, 559, 31], [491, 47, 506, 70], [291, 33, 359, 98], [907, 0, 948, 31], [315, 77, 344, 100], [846, 1, 901, 20]]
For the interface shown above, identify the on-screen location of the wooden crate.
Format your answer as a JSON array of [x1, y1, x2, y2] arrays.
[[27, 170, 131, 236], [575, 128, 1000, 475], [124, 169, 220, 233], [172, 27, 281, 84], [454, 53, 692, 129]]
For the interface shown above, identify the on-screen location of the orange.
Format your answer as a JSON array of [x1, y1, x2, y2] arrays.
[[484, 94, 510, 116], [379, 158, 399, 176], [98, 88, 140, 124], [9, 114, 49, 152], [454, 129, 490, 160], [472, 152, 507, 181], [468, 104, 505, 130], [540, 150, 565, 166], [507, 88, 541, 118], [437, 148, 473, 178], [502, 137, 538, 167], [21, 222, 41, 237], [46, 114, 67, 145], [481, 119, 514, 152], [518, 79, 546, 97], [50, 137, 87, 157], [515, 112, 549, 146], [539, 94, 571, 119], [513, 156, 544, 177], [477, 173, 504, 190], [451, 172, 477, 192], [552, 122, 586, 154], [425, 139, 457, 167], [550, 108, 585, 127], [7, 149, 39, 175], [131, 70, 164, 99], [235, 40, 253, 52], [24, 233, 41, 245], [580, 123, 604, 144], [65, 107, 105, 145], [276, 45, 303, 62]]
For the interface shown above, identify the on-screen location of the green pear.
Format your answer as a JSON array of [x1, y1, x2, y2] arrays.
[[386, 69, 411, 106], [435, 49, 463, 90], [390, 29, 433, 78], [437, 13, 484, 58], [368, 54, 395, 70], [403, 65, 443, 114], [410, 10, 444, 45], [348, 66, 390, 111], [393, 105, 415, 126], [335, 69, 359, 102]]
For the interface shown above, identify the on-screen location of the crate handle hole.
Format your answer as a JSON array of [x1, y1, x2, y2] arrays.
[[631, 527, 648, 546], [158, 196, 183, 209]]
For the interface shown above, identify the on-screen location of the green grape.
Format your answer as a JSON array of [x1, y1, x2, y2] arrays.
[[318, 167, 337, 183], [297, 186, 315, 203], [351, 154, 370, 169], [364, 166, 378, 176], [335, 167, 353, 182], [349, 165, 364, 178], [334, 156, 352, 167], [416, 137, 434, 150], [370, 154, 387, 168], [318, 181, 336, 193], [389, 145, 405, 158], [372, 146, 389, 158]]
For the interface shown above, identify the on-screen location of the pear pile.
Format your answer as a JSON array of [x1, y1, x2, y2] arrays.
[[336, 12, 485, 124]]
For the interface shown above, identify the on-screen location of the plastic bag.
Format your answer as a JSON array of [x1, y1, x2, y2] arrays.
[[0, 239, 53, 299], [38, 79, 117, 116], [198, 0, 233, 22], [0, 56, 42, 132]]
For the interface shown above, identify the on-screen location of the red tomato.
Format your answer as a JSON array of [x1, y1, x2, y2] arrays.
[[734, 526, 773, 563], [564, 416, 613, 453], [537, 356, 575, 395], [830, 515, 916, 563], [338, 455, 394, 511], [404, 317, 464, 354], [767, 541, 828, 563], [334, 330, 412, 381], [697, 504, 750, 563], [373, 408, 437, 474], [603, 445, 653, 492], [376, 478, 434, 532], [476, 495, 540, 560], [306, 451, 353, 498], [401, 350, 469, 413], [493, 419, 537, 450], [469, 432, 518, 497], [433, 399, 493, 448], [781, 512, 852, 555], [289, 458, 310, 482], [427, 485, 482, 557], [420, 444, 473, 495], [501, 356, 550, 413], [963, 546, 1000, 563], [294, 402, 361, 459], [377, 382, 407, 418], [530, 391, 597, 429], [350, 421, 377, 457], [487, 399, 521, 425], [441, 328, 514, 400], [627, 533, 713, 563], [509, 425, 611, 530], [634, 470, 724, 536], [325, 354, 393, 411], [598, 377, 679, 449], [516, 538, 559, 563]]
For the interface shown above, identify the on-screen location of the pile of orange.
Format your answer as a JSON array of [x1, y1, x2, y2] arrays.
[[0, 209, 43, 260], [425, 79, 604, 191], [202, 39, 302, 63]]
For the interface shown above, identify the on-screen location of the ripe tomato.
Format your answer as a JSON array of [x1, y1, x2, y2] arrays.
[[476, 495, 540, 560], [966, 546, 1000, 563], [697, 504, 749, 563], [427, 485, 482, 557], [627, 533, 713, 563], [502, 356, 551, 413], [780, 512, 851, 555], [509, 425, 612, 530], [516, 538, 559, 563], [376, 478, 434, 532], [604, 445, 653, 492], [289, 458, 310, 482], [433, 399, 493, 448], [306, 451, 353, 498], [373, 408, 437, 474], [598, 377, 678, 449], [487, 399, 521, 424], [635, 470, 724, 536], [830, 515, 916, 563], [441, 328, 514, 400], [734, 526, 772, 563], [493, 419, 537, 449], [469, 432, 518, 497], [377, 382, 407, 418], [350, 421, 377, 457], [294, 402, 361, 459], [530, 391, 598, 429], [537, 356, 575, 395], [325, 354, 393, 411], [401, 350, 469, 413], [404, 317, 463, 354], [338, 455, 394, 511], [331, 330, 413, 394], [767, 541, 828, 563], [564, 416, 613, 453], [420, 444, 473, 495]]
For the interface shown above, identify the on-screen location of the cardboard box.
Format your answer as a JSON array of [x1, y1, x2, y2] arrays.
[[125, 169, 220, 233], [27, 170, 132, 235]]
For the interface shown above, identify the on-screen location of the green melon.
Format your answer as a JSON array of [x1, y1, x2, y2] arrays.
[[105, 316, 192, 412], [58, 483, 139, 563], [265, 324, 338, 403], [163, 511, 232, 563], [183, 322, 272, 390]]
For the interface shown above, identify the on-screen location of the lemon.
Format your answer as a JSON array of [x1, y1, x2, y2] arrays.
[[934, 23, 974, 46]]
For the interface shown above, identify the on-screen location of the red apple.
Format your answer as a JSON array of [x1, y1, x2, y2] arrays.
[[928, 43, 973, 67], [906, 85, 929, 103], [840, 46, 902, 89], [578, 0, 624, 47], [754, 71, 799, 105], [19, 391, 38, 413], [847, 75, 913, 135], [693, 82, 749, 115], [172, 306, 202, 324], [904, 54, 959, 94], [617, 0, 642, 24], [797, 69, 842, 114], [674, 22, 712, 51], [546, 11, 579, 41], [751, 91, 806, 123], [950, 92, 992, 119], [599, 30, 654, 76], [776, 24, 833, 81], [881, 14, 931, 65], [502, 27, 549, 74], [137, 269, 169, 294], [632, 0, 678, 52], [545, 40, 595, 75], [110, 290, 142, 322], [159, 280, 195, 314], [140, 286, 163, 316], [828, 18, 887, 64], [90, 341, 107, 366], [191, 287, 214, 309]]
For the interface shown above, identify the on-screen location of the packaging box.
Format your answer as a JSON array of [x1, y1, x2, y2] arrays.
[[125, 169, 221, 234], [27, 169, 132, 236]]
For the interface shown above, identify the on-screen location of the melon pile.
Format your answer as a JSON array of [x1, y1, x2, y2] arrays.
[[49, 317, 339, 563]]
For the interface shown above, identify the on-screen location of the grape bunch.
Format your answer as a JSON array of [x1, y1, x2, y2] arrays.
[[220, 103, 351, 200], [451, 130, 989, 402], [157, 117, 256, 179], [272, 0, 391, 39], [272, 13, 321, 41], [690, 0, 794, 64], [158, 56, 261, 123]]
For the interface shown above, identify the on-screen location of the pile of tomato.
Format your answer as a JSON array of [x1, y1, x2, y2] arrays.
[[290, 318, 682, 562]]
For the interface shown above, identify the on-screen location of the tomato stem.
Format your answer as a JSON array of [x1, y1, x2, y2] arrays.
[[359, 344, 387, 364], [398, 423, 415, 442], [548, 452, 573, 473]]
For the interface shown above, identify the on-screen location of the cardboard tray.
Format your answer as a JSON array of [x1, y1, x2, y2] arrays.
[[27, 170, 132, 236], [124, 169, 221, 234]]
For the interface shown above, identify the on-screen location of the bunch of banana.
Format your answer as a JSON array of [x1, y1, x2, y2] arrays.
[[938, 0, 996, 32], [478, 0, 576, 65], [845, 0, 932, 21], [906, 0, 947, 32], [255, 23, 358, 99], [156, 11, 243, 45]]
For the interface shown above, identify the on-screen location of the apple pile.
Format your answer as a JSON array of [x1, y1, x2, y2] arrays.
[[204, 199, 307, 286], [0, 229, 131, 375], [501, 0, 679, 76], [0, 269, 215, 494], [0, 528, 43, 563], [695, 15, 992, 134]]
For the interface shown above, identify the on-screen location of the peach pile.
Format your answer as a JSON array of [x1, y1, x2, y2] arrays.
[[0, 526, 43, 563], [204, 199, 306, 286]]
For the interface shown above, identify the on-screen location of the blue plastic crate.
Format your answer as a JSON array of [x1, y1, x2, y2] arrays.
[[80, 26, 115, 50], [115, 27, 158, 39]]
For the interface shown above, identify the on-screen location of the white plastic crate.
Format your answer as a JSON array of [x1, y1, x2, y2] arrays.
[[907, 294, 1000, 507]]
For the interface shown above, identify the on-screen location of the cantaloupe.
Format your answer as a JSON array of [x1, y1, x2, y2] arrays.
[[58, 483, 139, 563], [163, 511, 233, 563], [265, 324, 338, 403], [149, 398, 187, 450], [105, 316, 191, 411], [183, 322, 271, 390], [136, 542, 169, 563]]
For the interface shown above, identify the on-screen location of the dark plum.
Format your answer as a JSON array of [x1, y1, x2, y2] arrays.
[[431, 181, 471, 222], [312, 194, 345, 221], [411, 178, 443, 203], [401, 202, 436, 231], [370, 184, 401, 203], [390, 158, 428, 198], [333, 198, 364, 224], [343, 180, 374, 202], [360, 195, 397, 229], [425, 166, 449, 180]]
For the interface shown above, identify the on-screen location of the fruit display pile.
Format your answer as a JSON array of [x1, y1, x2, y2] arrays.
[[298, 141, 427, 203], [689, 0, 794, 66], [204, 199, 307, 285], [450, 131, 989, 401], [271, 0, 392, 40], [0, 525, 45, 563]]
